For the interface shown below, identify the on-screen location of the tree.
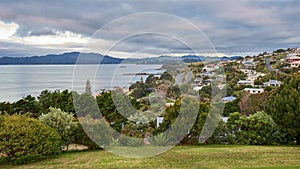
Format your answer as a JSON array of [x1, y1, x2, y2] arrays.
[[247, 92, 271, 114], [0, 102, 13, 115], [78, 115, 113, 147], [145, 74, 157, 86], [160, 71, 173, 82], [39, 107, 77, 149], [223, 99, 240, 117], [226, 112, 282, 145], [38, 89, 74, 114], [266, 74, 300, 144], [13, 95, 40, 118], [73, 119, 100, 150], [238, 92, 251, 115], [85, 79, 92, 95]]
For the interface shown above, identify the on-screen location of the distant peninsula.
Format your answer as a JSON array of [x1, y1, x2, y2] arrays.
[[0, 52, 241, 65]]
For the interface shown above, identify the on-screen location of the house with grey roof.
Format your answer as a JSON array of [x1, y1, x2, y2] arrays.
[[222, 96, 237, 102], [263, 80, 281, 87]]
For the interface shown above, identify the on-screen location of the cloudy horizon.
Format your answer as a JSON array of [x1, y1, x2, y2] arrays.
[[0, 0, 299, 58]]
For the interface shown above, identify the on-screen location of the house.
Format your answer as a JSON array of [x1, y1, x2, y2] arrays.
[[285, 54, 300, 63], [156, 117, 164, 127], [290, 61, 300, 67], [237, 80, 254, 86], [193, 86, 203, 91], [222, 117, 229, 123], [263, 80, 281, 87], [240, 69, 256, 75], [165, 102, 174, 107], [202, 64, 219, 72], [194, 78, 202, 86], [203, 79, 213, 85], [244, 88, 264, 94], [291, 48, 300, 53], [242, 60, 256, 69], [201, 72, 214, 78], [222, 96, 237, 102]]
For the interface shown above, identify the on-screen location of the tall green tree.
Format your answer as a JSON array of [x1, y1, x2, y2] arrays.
[[266, 74, 300, 144], [38, 89, 74, 114], [85, 79, 92, 95], [13, 95, 40, 118]]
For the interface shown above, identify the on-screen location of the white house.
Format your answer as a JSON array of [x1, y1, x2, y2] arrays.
[[244, 88, 264, 94], [193, 86, 203, 91], [240, 69, 256, 75], [237, 80, 254, 86], [222, 117, 229, 123], [263, 80, 281, 87], [156, 117, 164, 127], [202, 64, 219, 72]]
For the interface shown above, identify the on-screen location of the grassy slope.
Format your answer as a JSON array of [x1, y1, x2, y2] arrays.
[[1, 145, 300, 169]]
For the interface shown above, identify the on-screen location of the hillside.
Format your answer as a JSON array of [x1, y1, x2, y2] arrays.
[[0, 52, 123, 65], [0, 52, 241, 65]]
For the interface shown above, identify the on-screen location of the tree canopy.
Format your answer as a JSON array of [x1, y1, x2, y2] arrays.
[[266, 74, 300, 144]]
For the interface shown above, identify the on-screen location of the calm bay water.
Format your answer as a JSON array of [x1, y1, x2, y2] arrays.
[[0, 64, 163, 102]]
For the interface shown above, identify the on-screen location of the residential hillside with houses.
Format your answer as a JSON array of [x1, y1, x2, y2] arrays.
[[114, 47, 298, 125], [125, 47, 299, 120], [188, 47, 300, 117]]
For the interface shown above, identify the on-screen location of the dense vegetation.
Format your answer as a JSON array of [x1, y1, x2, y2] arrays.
[[266, 73, 300, 144], [0, 115, 61, 164]]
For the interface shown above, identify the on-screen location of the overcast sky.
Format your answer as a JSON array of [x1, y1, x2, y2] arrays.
[[0, 0, 299, 58]]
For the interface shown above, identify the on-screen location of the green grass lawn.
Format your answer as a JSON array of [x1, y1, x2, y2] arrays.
[[1, 145, 300, 169]]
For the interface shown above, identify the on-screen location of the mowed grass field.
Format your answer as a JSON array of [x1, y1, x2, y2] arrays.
[[1, 145, 300, 169]]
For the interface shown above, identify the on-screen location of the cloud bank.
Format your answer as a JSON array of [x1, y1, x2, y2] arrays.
[[0, 0, 299, 57]]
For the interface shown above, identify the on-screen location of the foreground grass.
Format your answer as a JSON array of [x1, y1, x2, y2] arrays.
[[1, 145, 300, 169]]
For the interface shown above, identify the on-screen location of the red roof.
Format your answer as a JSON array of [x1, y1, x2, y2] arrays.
[[290, 61, 300, 64]]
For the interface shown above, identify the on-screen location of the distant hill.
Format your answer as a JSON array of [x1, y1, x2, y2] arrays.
[[0, 52, 123, 65], [0, 52, 241, 65]]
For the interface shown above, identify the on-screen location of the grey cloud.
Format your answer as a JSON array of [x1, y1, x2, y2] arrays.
[[0, 0, 299, 56]]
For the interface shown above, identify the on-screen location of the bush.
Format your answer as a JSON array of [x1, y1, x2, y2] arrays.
[[127, 137, 143, 147], [118, 135, 143, 147], [39, 107, 77, 150], [0, 115, 61, 164], [149, 133, 170, 146]]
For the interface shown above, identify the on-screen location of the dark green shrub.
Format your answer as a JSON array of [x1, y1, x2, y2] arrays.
[[78, 116, 113, 148], [0, 115, 61, 164], [73, 121, 100, 150]]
